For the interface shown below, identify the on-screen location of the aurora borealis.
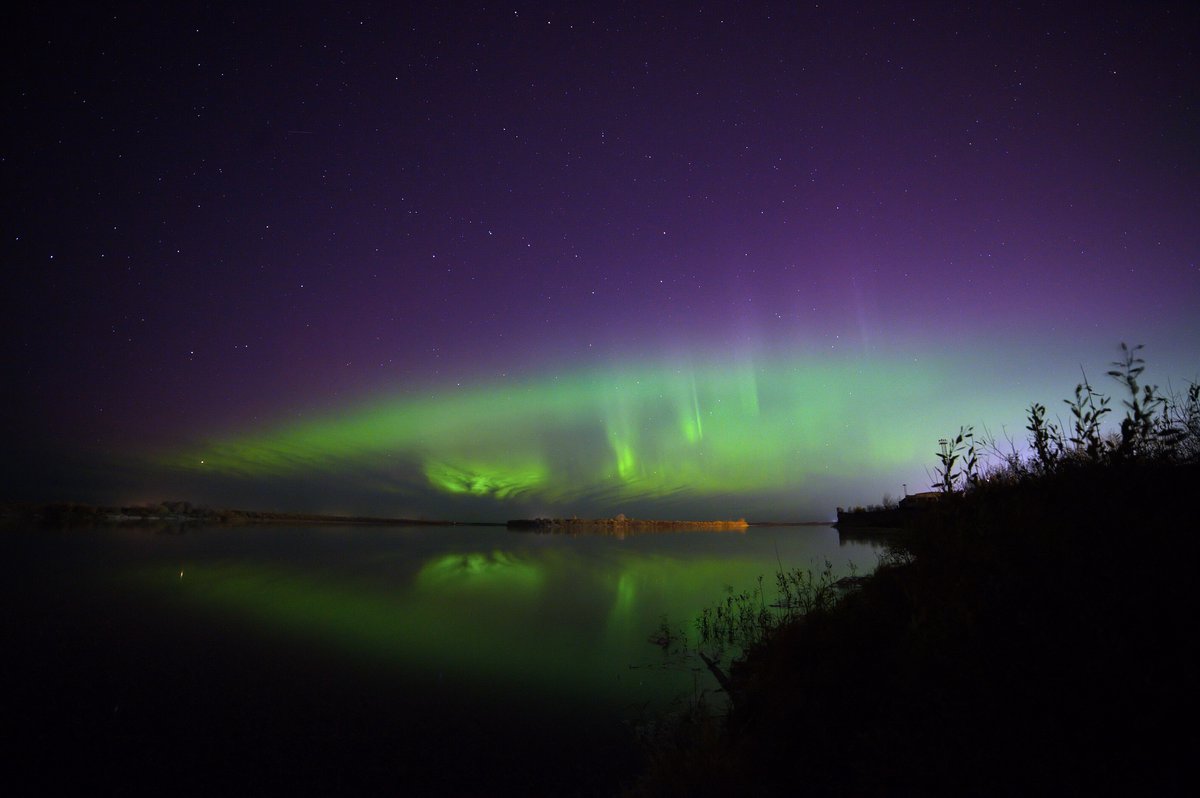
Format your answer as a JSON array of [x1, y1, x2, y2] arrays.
[[162, 348, 1038, 518], [4, 3, 1198, 519]]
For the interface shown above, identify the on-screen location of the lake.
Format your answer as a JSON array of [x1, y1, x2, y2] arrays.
[[1, 522, 883, 795]]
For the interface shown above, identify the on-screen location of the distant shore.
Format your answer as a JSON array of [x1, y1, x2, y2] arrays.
[[1, 502, 844, 531], [0, 501, 486, 527], [3, 502, 778, 530], [507, 516, 749, 531]]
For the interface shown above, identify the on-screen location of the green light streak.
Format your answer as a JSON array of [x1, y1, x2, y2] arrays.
[[682, 374, 703, 444], [423, 460, 547, 498], [605, 426, 639, 481], [165, 353, 959, 507]]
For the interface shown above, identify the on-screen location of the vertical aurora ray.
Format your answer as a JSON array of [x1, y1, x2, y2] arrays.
[[686, 373, 703, 443]]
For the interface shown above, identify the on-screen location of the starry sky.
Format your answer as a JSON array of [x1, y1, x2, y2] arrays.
[[3, 2, 1197, 520]]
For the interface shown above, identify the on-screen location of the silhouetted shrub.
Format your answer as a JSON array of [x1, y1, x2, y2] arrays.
[[632, 343, 1197, 796]]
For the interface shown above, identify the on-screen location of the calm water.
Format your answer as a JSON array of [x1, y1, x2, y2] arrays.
[[1, 522, 882, 795]]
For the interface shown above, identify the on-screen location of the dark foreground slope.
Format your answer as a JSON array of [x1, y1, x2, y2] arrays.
[[633, 461, 1199, 796]]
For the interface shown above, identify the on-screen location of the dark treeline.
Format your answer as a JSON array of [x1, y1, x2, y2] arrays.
[[632, 345, 1199, 795], [0, 500, 458, 527]]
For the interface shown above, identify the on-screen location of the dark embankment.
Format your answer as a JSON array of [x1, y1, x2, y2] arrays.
[[632, 461, 1199, 796]]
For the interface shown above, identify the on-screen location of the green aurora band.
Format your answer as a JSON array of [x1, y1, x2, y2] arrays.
[[165, 353, 1023, 512]]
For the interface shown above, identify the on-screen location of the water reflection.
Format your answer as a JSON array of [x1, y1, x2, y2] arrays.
[[125, 525, 880, 708], [415, 550, 546, 592], [508, 522, 749, 539], [5, 522, 882, 793]]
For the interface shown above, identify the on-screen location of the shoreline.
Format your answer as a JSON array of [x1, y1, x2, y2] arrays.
[[0, 502, 492, 527], [632, 459, 1200, 795], [5, 502, 839, 532], [506, 516, 749, 531]]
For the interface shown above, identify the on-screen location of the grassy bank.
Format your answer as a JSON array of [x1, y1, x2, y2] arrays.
[[632, 346, 1199, 795]]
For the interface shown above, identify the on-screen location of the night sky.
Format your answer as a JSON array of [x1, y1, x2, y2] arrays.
[[3, 2, 1197, 520]]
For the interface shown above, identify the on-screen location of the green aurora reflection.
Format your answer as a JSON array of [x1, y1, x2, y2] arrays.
[[128, 532, 881, 708]]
